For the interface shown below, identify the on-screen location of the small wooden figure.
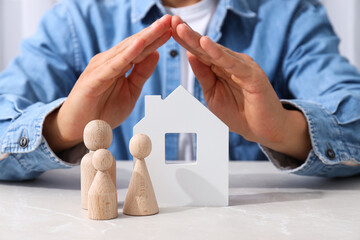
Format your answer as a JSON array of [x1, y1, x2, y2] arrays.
[[88, 149, 118, 220], [80, 151, 96, 209], [81, 120, 116, 210], [123, 134, 159, 216]]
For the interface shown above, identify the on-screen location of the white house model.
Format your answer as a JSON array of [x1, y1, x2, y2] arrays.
[[133, 86, 229, 207]]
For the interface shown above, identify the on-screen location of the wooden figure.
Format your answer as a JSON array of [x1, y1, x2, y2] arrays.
[[123, 134, 159, 216], [88, 149, 118, 220], [80, 151, 96, 209], [81, 120, 116, 210]]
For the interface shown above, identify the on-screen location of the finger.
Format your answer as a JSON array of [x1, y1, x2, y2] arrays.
[[187, 51, 216, 96], [132, 29, 171, 63], [128, 51, 160, 97], [200, 36, 270, 93], [171, 15, 193, 51], [199, 36, 249, 75], [210, 65, 232, 81], [116, 14, 172, 54], [209, 64, 246, 92], [171, 15, 211, 65], [94, 14, 171, 66], [92, 38, 146, 87]]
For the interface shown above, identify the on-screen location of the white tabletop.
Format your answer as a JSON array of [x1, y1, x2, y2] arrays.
[[0, 161, 359, 240]]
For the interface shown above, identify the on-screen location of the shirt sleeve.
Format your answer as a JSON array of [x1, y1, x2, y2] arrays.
[[0, 3, 86, 181], [261, 0, 360, 178]]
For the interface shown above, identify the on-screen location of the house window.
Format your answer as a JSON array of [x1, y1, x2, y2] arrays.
[[165, 133, 197, 164]]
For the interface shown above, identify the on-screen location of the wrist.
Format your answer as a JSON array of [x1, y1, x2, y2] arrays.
[[262, 109, 312, 161], [43, 108, 81, 153]]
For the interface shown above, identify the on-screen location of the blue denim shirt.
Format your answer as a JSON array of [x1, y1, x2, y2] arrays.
[[1, 0, 360, 180]]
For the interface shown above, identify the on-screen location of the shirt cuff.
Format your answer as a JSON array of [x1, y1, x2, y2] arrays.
[[0, 98, 87, 180], [260, 99, 360, 178], [1, 98, 66, 153]]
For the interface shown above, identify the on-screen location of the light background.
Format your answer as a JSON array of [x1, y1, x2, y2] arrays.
[[0, 0, 359, 71]]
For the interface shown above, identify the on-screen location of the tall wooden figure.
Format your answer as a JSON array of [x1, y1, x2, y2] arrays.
[[123, 134, 159, 216], [88, 149, 118, 220], [81, 120, 116, 209]]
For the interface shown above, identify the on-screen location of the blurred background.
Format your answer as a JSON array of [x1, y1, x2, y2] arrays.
[[0, 0, 359, 71]]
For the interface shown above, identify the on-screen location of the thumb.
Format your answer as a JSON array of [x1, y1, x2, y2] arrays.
[[128, 51, 159, 95], [187, 51, 216, 96]]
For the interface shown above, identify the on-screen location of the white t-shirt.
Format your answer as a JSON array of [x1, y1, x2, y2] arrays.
[[165, 0, 218, 160]]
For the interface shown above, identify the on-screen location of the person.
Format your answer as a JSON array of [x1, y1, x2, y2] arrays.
[[0, 0, 359, 181]]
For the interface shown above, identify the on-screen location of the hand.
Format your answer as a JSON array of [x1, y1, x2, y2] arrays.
[[43, 15, 172, 153], [171, 16, 311, 161]]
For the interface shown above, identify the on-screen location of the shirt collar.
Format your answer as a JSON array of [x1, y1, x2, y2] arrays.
[[225, 0, 256, 18], [130, 0, 256, 23]]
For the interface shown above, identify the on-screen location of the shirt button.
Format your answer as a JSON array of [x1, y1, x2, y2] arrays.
[[325, 149, 336, 159], [170, 50, 178, 58], [19, 137, 29, 148]]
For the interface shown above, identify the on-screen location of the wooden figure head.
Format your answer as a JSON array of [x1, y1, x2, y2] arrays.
[[83, 120, 113, 151], [129, 134, 152, 160], [92, 149, 113, 172]]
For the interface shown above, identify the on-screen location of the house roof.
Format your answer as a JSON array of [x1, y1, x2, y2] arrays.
[[141, 85, 228, 128]]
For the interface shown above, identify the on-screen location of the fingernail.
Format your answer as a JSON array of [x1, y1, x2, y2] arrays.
[[183, 22, 192, 30]]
